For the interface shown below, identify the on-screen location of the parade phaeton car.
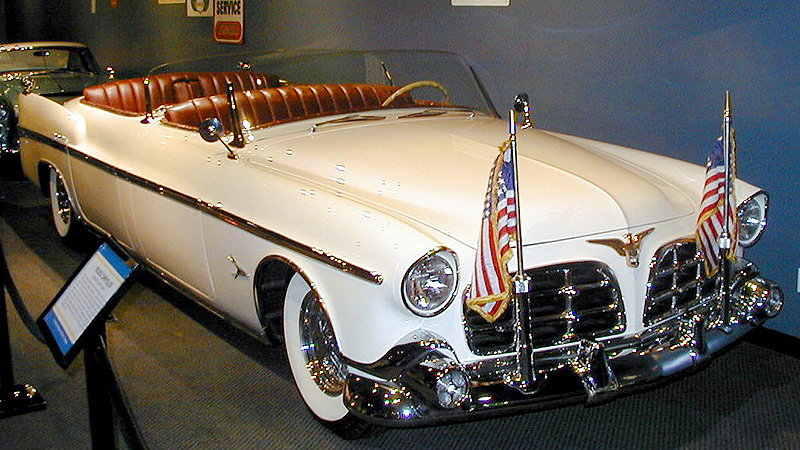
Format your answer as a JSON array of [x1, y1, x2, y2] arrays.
[[1, 42, 110, 174], [16, 49, 782, 438]]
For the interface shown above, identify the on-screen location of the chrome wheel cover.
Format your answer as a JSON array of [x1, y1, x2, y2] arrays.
[[299, 291, 346, 396], [54, 173, 72, 225]]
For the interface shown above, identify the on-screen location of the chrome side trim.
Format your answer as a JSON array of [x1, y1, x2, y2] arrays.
[[19, 127, 384, 285]]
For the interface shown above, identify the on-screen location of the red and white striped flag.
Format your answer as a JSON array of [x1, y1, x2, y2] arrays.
[[466, 141, 517, 322], [696, 138, 737, 276]]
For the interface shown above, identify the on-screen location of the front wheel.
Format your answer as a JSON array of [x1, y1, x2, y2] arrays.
[[283, 273, 380, 439]]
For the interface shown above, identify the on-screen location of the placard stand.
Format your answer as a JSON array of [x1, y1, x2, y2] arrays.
[[37, 242, 146, 449], [85, 331, 148, 450], [0, 234, 46, 418]]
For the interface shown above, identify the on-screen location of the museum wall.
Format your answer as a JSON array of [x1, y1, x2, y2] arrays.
[[6, 1, 800, 337]]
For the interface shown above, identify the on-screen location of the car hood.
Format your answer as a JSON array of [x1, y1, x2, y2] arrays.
[[247, 113, 697, 248]]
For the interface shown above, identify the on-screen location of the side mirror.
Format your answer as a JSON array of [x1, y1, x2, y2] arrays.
[[513, 93, 529, 113], [199, 118, 238, 160], [200, 118, 225, 142], [513, 93, 533, 129]]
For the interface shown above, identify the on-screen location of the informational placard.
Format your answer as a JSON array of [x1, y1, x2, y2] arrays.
[[214, 0, 244, 44], [38, 243, 138, 369]]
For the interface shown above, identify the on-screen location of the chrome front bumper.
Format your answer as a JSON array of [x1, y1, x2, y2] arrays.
[[343, 265, 783, 427]]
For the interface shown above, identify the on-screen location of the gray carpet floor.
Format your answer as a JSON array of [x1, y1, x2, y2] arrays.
[[1, 178, 799, 449]]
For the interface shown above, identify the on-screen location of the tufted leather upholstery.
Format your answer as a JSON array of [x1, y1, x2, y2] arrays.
[[163, 84, 415, 131], [82, 71, 282, 115]]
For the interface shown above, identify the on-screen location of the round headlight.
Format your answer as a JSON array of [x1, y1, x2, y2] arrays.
[[737, 191, 768, 247], [402, 249, 458, 317]]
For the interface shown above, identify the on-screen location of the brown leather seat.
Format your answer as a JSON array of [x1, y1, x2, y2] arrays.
[[163, 84, 415, 132], [82, 71, 282, 115]]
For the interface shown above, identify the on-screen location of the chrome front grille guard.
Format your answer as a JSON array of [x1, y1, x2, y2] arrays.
[[342, 258, 782, 426]]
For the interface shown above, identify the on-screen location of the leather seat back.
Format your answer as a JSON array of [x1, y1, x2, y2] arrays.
[[163, 84, 415, 131], [82, 71, 282, 115]]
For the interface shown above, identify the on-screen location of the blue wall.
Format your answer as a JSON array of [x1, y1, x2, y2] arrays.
[[8, 0, 799, 336]]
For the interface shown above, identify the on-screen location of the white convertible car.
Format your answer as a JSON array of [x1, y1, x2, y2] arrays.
[[17, 50, 782, 438]]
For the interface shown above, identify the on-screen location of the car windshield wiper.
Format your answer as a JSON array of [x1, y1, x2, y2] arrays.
[[310, 114, 385, 132]]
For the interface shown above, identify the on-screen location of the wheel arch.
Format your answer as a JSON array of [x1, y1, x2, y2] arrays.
[[253, 255, 320, 344]]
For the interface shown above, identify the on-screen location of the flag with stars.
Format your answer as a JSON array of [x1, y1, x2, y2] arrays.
[[696, 138, 737, 276], [466, 141, 517, 322]]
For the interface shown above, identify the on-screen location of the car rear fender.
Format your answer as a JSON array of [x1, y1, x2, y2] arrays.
[[18, 93, 87, 185]]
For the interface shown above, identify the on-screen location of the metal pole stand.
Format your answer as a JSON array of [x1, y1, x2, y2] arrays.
[[84, 330, 147, 450], [0, 237, 45, 418]]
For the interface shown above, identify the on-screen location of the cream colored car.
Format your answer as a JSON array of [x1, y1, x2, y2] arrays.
[[17, 50, 782, 439]]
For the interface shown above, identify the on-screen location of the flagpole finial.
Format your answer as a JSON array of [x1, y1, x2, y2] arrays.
[[724, 91, 732, 120]]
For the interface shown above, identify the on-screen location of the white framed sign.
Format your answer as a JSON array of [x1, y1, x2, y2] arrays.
[[187, 0, 212, 17], [214, 0, 244, 44], [452, 0, 509, 5]]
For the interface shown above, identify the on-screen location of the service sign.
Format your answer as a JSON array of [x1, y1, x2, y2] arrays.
[[214, 0, 244, 44]]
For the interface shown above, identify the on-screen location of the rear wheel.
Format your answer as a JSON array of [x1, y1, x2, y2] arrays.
[[283, 273, 380, 439], [48, 167, 85, 244]]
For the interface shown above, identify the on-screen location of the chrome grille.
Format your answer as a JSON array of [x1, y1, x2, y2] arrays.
[[464, 261, 626, 355], [644, 240, 716, 326]]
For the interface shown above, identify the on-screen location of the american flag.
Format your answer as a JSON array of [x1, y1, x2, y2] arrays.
[[465, 141, 517, 322], [696, 138, 737, 276]]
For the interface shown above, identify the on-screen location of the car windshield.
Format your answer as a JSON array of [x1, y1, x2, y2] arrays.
[[0, 46, 98, 75], [149, 49, 498, 117]]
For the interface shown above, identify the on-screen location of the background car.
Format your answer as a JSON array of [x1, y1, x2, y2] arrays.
[[16, 49, 783, 439], [0, 41, 110, 176]]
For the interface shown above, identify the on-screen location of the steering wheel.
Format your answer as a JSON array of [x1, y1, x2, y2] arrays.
[[381, 80, 450, 107]]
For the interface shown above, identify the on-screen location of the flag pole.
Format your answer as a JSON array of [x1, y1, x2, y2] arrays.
[[508, 108, 535, 390], [720, 91, 733, 329]]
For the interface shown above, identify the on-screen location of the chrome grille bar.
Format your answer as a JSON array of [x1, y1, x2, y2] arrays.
[[645, 240, 716, 326], [464, 261, 625, 355]]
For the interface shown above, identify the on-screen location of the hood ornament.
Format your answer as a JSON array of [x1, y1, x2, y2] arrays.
[[587, 227, 655, 268]]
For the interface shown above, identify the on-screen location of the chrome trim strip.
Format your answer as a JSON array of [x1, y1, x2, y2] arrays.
[[19, 127, 384, 285]]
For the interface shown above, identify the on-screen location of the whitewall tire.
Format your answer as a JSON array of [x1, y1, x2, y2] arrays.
[[283, 273, 349, 421], [283, 273, 379, 438], [48, 167, 83, 243]]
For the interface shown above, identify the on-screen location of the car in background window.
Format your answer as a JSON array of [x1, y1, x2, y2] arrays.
[[0, 42, 110, 174]]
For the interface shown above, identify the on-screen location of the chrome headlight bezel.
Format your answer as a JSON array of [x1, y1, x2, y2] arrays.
[[737, 191, 769, 248], [401, 248, 459, 317]]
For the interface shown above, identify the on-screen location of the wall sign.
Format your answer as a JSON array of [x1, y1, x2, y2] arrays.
[[188, 0, 213, 17], [214, 0, 244, 44], [452, 0, 510, 5]]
